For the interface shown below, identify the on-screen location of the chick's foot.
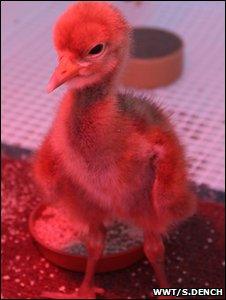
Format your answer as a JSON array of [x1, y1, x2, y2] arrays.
[[41, 287, 105, 299]]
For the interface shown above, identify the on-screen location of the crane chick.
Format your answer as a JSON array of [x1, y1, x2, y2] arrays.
[[34, 1, 197, 299]]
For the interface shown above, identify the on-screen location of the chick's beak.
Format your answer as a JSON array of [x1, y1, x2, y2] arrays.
[[46, 58, 79, 93]]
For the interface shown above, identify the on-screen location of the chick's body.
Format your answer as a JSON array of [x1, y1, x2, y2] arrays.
[[36, 91, 159, 225], [34, 2, 196, 299]]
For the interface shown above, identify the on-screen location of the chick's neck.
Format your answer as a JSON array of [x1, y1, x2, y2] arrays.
[[71, 70, 118, 112], [63, 70, 119, 154]]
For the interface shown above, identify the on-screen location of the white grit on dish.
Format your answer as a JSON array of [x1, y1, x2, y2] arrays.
[[34, 206, 144, 255]]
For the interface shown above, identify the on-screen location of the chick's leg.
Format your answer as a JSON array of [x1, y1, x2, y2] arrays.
[[42, 225, 106, 299], [78, 225, 106, 298], [143, 232, 169, 289]]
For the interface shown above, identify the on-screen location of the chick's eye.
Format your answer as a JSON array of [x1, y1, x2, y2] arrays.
[[88, 44, 104, 55]]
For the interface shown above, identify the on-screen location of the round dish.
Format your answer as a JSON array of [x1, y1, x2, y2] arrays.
[[29, 203, 144, 273], [122, 27, 183, 89]]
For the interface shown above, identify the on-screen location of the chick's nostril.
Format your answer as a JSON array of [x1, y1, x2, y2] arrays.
[[61, 70, 67, 75]]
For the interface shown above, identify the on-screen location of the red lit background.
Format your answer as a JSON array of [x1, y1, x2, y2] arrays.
[[1, 2, 225, 300], [2, 1, 225, 191]]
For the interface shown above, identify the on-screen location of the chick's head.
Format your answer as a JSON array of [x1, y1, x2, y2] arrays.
[[47, 1, 131, 93]]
